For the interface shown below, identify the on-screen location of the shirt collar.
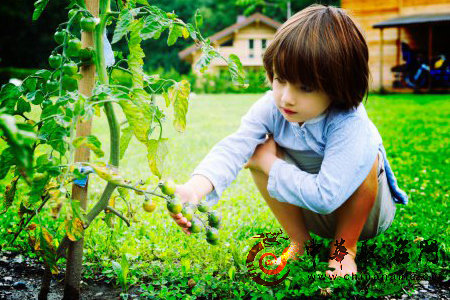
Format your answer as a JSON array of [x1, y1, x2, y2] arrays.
[[290, 109, 329, 128]]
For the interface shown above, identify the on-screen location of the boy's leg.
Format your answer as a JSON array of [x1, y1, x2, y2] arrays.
[[250, 168, 312, 261], [326, 153, 379, 278]]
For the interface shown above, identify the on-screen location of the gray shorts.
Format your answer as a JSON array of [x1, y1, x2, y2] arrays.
[[281, 148, 396, 240]]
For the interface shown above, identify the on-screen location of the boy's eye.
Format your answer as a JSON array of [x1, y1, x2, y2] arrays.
[[274, 77, 285, 83], [301, 85, 313, 92]]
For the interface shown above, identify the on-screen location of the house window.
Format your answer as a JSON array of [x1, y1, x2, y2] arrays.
[[249, 39, 254, 49], [220, 39, 233, 47], [262, 39, 267, 49]]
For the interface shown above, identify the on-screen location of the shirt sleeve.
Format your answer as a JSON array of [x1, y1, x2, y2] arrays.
[[190, 92, 275, 205], [267, 116, 380, 214]]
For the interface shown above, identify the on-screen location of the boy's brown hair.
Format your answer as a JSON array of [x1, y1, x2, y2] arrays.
[[263, 4, 370, 111]]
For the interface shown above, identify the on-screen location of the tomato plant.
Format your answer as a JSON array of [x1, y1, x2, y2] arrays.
[[0, 0, 248, 298]]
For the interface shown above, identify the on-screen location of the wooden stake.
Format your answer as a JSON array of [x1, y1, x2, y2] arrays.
[[64, 0, 98, 299]]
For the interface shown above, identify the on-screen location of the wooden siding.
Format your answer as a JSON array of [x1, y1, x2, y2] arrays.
[[342, 0, 450, 91]]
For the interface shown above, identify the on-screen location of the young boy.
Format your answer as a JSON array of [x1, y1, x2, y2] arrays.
[[169, 4, 408, 278]]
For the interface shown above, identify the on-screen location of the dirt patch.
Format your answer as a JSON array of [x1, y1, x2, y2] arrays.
[[0, 251, 138, 300]]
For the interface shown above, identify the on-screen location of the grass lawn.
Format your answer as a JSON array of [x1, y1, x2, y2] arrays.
[[1, 93, 449, 298]]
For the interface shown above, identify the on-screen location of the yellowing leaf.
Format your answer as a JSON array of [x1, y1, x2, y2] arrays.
[[181, 26, 189, 39], [72, 135, 104, 158], [65, 217, 84, 241], [146, 138, 169, 179], [168, 79, 190, 133], [86, 162, 126, 185]]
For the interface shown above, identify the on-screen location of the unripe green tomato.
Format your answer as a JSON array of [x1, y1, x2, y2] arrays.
[[160, 178, 176, 196], [166, 196, 182, 214], [206, 237, 219, 245], [143, 200, 157, 213], [61, 75, 78, 92], [48, 54, 63, 69], [197, 202, 210, 213], [54, 30, 67, 45], [68, 8, 80, 23], [189, 218, 202, 233], [62, 62, 78, 75], [208, 211, 222, 228], [181, 205, 194, 221], [80, 17, 96, 32], [79, 48, 94, 61], [33, 172, 47, 183], [66, 38, 82, 57], [206, 227, 219, 241], [46, 80, 59, 93]]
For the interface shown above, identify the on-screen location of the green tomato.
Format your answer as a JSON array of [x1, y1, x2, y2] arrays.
[[160, 178, 176, 196], [68, 8, 80, 23], [181, 205, 194, 222], [79, 48, 94, 62], [62, 62, 78, 75], [80, 17, 96, 32], [166, 196, 182, 214], [32, 172, 48, 183], [207, 211, 222, 228], [61, 75, 78, 92], [143, 200, 157, 213], [197, 202, 210, 213], [206, 237, 219, 245], [54, 30, 67, 45], [66, 38, 82, 57], [188, 218, 202, 233], [48, 54, 63, 69], [206, 227, 219, 241], [46, 80, 59, 93]]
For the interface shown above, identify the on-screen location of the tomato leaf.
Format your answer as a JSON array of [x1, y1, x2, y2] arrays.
[[112, 9, 133, 44], [32, 0, 50, 21], [119, 126, 133, 160], [228, 54, 249, 88], [65, 217, 84, 242], [87, 162, 126, 185], [146, 138, 169, 179], [194, 9, 203, 29], [72, 135, 105, 158], [141, 17, 167, 40], [128, 19, 145, 88], [0, 147, 15, 180], [167, 23, 183, 46], [168, 79, 190, 133], [16, 97, 31, 114]]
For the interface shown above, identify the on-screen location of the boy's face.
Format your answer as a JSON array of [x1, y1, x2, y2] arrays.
[[271, 73, 331, 125]]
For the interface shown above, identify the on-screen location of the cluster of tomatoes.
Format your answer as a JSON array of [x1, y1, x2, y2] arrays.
[[47, 8, 97, 93], [142, 179, 222, 245]]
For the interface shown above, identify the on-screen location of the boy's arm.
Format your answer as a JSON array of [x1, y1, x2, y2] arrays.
[[267, 116, 381, 214], [189, 91, 276, 205]]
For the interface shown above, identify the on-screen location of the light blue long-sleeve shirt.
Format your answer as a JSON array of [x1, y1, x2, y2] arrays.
[[190, 90, 409, 214]]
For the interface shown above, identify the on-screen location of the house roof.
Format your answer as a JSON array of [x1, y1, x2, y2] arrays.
[[178, 12, 282, 60], [373, 13, 450, 29]]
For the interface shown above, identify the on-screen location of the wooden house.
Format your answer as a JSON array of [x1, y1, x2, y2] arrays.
[[178, 13, 281, 86], [341, 0, 450, 92]]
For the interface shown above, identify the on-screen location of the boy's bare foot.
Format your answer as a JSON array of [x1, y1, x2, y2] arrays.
[[326, 244, 357, 279]]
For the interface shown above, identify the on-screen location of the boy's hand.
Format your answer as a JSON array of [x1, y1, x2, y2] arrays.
[[243, 134, 280, 173], [169, 183, 200, 235]]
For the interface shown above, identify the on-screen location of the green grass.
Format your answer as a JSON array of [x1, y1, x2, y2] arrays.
[[1, 93, 449, 299]]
